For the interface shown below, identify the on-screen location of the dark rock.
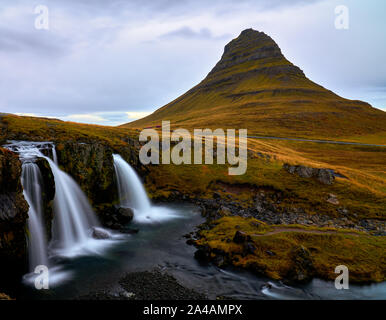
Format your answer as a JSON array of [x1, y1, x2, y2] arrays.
[[266, 250, 275, 256], [101, 207, 134, 229], [296, 165, 317, 178], [287, 246, 315, 282], [213, 192, 221, 199], [186, 239, 195, 245], [233, 230, 251, 244], [92, 227, 110, 239], [117, 270, 206, 300], [261, 283, 272, 290], [283, 163, 335, 185], [244, 242, 256, 254], [317, 169, 335, 185], [0, 148, 29, 295], [194, 246, 211, 261]]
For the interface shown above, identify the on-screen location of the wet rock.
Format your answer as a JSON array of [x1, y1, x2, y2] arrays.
[[213, 254, 226, 267], [186, 239, 195, 245], [261, 283, 272, 290], [116, 207, 134, 222], [92, 227, 110, 239], [194, 246, 211, 262], [0, 148, 29, 294]]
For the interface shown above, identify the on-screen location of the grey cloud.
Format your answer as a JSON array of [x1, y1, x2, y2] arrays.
[[160, 26, 230, 40], [0, 27, 69, 56]]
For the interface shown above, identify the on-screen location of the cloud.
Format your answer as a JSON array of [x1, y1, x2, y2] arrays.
[[160, 26, 230, 40], [126, 111, 152, 119], [0, 27, 68, 56], [62, 113, 108, 123], [0, 0, 385, 125]]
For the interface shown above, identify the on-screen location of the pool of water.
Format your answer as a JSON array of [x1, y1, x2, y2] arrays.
[[19, 203, 386, 300]]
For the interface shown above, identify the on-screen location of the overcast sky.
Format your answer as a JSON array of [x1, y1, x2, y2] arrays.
[[0, 0, 385, 126]]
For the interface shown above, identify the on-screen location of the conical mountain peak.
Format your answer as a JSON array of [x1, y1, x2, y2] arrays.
[[124, 29, 385, 140]]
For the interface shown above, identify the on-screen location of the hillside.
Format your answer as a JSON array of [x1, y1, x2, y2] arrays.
[[124, 29, 386, 142]]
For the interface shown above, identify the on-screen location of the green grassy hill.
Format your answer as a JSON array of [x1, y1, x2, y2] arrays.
[[124, 29, 386, 142]]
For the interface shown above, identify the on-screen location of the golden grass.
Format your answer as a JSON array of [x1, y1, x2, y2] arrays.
[[196, 216, 386, 282]]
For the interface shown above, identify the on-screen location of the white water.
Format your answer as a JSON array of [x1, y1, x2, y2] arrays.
[[113, 154, 178, 223], [4, 141, 117, 268], [43, 156, 102, 255], [52, 146, 58, 165], [21, 162, 48, 272]]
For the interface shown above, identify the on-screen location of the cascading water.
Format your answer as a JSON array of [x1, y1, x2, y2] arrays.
[[4, 142, 50, 272], [21, 162, 48, 271], [113, 154, 151, 212], [52, 146, 58, 165], [5, 141, 114, 261], [43, 155, 101, 254], [113, 154, 178, 223]]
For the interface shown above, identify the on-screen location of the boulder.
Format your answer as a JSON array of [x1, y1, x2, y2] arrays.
[[296, 165, 317, 178], [244, 242, 256, 254], [283, 163, 335, 185], [194, 246, 211, 262], [116, 207, 134, 224], [317, 169, 334, 185], [92, 227, 111, 239], [287, 246, 315, 282], [233, 230, 251, 244]]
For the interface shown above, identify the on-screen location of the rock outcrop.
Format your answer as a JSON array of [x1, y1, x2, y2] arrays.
[[0, 147, 28, 294], [283, 163, 336, 185]]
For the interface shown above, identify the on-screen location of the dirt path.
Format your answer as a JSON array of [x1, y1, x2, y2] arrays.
[[253, 227, 360, 237], [248, 135, 386, 148]]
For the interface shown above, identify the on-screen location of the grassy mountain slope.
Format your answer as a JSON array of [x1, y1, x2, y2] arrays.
[[124, 29, 386, 142]]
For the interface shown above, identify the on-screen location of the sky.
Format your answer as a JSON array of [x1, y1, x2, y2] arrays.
[[0, 0, 385, 126]]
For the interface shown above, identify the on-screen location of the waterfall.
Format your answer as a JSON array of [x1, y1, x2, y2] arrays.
[[5, 141, 107, 258], [52, 146, 58, 165], [113, 154, 151, 212], [113, 154, 177, 223], [42, 156, 101, 254], [21, 162, 48, 272]]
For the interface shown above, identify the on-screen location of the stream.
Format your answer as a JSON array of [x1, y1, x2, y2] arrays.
[[20, 203, 386, 300], [4, 141, 385, 300]]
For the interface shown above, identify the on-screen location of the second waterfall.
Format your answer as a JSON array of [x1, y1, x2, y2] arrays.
[[113, 154, 177, 223]]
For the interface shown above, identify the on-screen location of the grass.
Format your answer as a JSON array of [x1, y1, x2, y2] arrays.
[[124, 31, 386, 142], [1, 113, 385, 284], [0, 114, 137, 149], [196, 216, 386, 283]]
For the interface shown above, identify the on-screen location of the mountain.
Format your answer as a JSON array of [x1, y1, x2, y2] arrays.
[[123, 28, 386, 140]]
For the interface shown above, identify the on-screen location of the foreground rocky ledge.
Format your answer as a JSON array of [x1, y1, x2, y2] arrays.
[[77, 270, 206, 300], [189, 216, 385, 284]]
